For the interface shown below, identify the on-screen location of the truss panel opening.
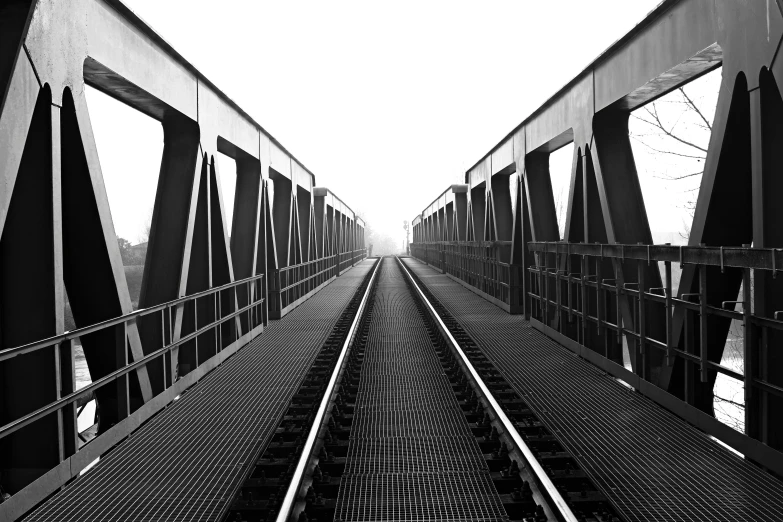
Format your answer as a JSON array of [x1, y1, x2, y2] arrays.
[[548, 142, 574, 240], [215, 151, 237, 236], [84, 85, 163, 310]]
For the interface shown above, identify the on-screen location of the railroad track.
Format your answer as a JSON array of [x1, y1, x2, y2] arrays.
[[224, 257, 621, 522]]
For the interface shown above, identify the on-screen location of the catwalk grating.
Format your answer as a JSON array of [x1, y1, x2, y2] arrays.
[[351, 409, 476, 440], [403, 257, 783, 522], [333, 260, 508, 522], [336, 473, 505, 522], [343, 437, 489, 475], [23, 261, 376, 522]]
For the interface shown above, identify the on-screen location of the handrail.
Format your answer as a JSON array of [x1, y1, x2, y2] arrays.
[[276, 257, 380, 521], [414, 240, 513, 247], [525, 239, 783, 466], [274, 250, 365, 289], [410, 241, 522, 309], [0, 286, 264, 441], [278, 254, 337, 273], [0, 273, 265, 363], [278, 261, 334, 294], [276, 249, 365, 274]]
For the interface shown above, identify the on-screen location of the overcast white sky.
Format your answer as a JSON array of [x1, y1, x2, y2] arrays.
[[87, 0, 716, 248]]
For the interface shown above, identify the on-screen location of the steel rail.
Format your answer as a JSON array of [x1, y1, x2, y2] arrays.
[[396, 256, 579, 522], [275, 257, 381, 522]]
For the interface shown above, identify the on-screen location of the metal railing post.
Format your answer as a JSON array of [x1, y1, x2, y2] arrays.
[[743, 265, 752, 401], [123, 322, 130, 417], [194, 298, 199, 370], [665, 260, 673, 366], [162, 307, 168, 388], [54, 342, 64, 462], [555, 249, 562, 332], [638, 259, 647, 381], [59, 339, 77, 459], [581, 255, 588, 346], [699, 264, 708, 383]]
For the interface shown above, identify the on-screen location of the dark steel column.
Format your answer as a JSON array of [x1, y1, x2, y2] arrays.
[[666, 74, 753, 414], [592, 109, 663, 369], [749, 69, 783, 448], [139, 115, 200, 390], [230, 154, 262, 334], [470, 184, 486, 242], [491, 170, 513, 250], [296, 187, 311, 262], [454, 187, 468, 242], [0, 86, 60, 493]]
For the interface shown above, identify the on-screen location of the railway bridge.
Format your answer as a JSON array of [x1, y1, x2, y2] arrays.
[[2, 1, 783, 521]]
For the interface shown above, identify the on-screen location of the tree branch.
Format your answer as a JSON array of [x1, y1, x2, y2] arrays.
[[680, 87, 712, 131], [636, 101, 709, 154], [714, 395, 746, 410], [631, 114, 664, 129], [631, 136, 706, 159], [653, 170, 703, 181]]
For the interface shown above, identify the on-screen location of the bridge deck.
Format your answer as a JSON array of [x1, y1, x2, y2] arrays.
[[403, 258, 783, 522], [23, 260, 375, 522]]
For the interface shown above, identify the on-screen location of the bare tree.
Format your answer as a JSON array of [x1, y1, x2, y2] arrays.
[[554, 186, 566, 240], [632, 87, 710, 178], [117, 237, 133, 264], [630, 83, 715, 228], [137, 206, 153, 245]]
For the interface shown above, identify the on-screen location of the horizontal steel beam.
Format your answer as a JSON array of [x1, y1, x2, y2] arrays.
[[528, 241, 782, 272]]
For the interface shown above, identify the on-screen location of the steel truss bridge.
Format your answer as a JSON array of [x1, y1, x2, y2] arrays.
[[2, 1, 783, 521]]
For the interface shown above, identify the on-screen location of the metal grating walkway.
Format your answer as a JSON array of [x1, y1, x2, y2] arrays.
[[24, 261, 375, 522], [403, 257, 783, 522], [334, 260, 507, 522]]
